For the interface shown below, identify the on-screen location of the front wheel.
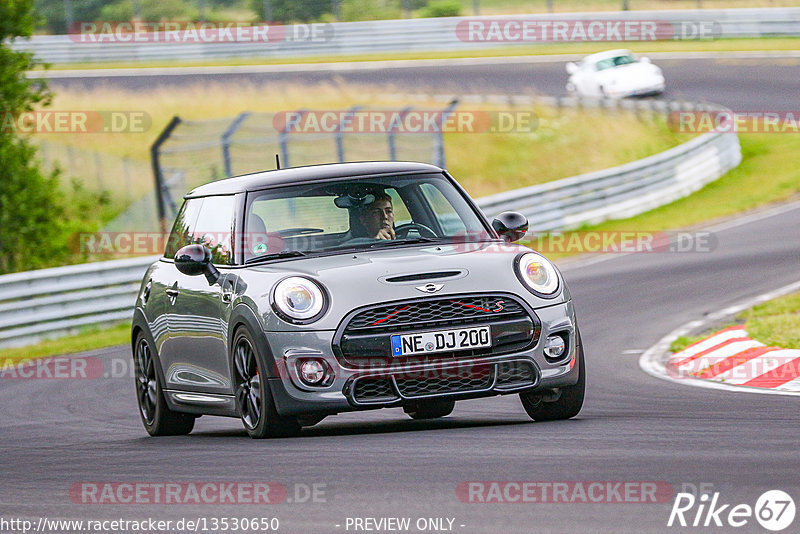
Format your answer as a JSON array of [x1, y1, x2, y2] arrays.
[[232, 328, 301, 439], [520, 332, 585, 421], [134, 334, 195, 436]]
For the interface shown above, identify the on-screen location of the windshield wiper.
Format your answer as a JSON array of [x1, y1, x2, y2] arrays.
[[245, 250, 308, 264], [367, 237, 447, 248]]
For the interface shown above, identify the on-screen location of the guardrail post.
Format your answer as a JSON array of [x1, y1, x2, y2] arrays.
[[434, 99, 458, 168], [150, 116, 182, 234], [278, 109, 308, 169], [388, 106, 412, 161], [221, 112, 251, 178], [336, 105, 361, 162]]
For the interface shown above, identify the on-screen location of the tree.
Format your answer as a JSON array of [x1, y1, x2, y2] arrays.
[[0, 0, 68, 273], [248, 0, 331, 23], [34, 0, 107, 34]]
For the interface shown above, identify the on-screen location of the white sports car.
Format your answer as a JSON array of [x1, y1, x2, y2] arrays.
[[565, 49, 665, 99]]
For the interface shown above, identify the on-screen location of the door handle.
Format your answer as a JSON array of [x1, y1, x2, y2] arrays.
[[166, 288, 180, 297]]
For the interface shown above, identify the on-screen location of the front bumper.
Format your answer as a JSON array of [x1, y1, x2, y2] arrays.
[[267, 300, 579, 417]]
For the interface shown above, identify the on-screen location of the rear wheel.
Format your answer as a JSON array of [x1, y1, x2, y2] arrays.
[[134, 334, 195, 436], [232, 328, 301, 439], [520, 332, 585, 421], [404, 399, 455, 420]]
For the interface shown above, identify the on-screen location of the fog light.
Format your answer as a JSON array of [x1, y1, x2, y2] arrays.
[[544, 335, 566, 359], [299, 359, 327, 385]]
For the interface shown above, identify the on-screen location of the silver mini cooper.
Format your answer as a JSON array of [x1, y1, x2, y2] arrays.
[[132, 162, 585, 438]]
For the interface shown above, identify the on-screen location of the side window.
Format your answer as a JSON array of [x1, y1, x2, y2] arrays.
[[386, 189, 411, 226], [419, 183, 467, 235], [164, 198, 202, 259], [251, 196, 349, 234], [193, 196, 236, 265]]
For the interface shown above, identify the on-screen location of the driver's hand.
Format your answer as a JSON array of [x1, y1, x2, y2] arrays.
[[376, 227, 395, 240]]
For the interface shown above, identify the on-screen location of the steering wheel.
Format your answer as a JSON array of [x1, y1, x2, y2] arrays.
[[394, 222, 437, 239]]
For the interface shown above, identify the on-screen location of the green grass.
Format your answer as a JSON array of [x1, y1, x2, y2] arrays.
[[38, 84, 691, 199], [533, 132, 800, 261], [742, 292, 800, 349], [0, 322, 131, 364], [669, 292, 800, 353], [37, 37, 800, 71]]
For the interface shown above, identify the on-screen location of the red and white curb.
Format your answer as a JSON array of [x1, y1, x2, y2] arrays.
[[640, 280, 800, 397], [666, 325, 800, 392]]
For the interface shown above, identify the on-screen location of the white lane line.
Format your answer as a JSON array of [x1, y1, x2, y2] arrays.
[[639, 279, 800, 397], [26, 50, 800, 79]]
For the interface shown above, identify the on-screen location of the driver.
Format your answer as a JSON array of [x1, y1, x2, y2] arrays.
[[359, 192, 395, 240]]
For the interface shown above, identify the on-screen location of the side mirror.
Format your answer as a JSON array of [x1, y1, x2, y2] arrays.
[[566, 62, 578, 74], [492, 211, 529, 243], [175, 244, 220, 285], [640, 56, 651, 63]]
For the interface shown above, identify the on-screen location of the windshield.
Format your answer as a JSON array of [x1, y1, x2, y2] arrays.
[[595, 54, 636, 71], [243, 173, 491, 262]]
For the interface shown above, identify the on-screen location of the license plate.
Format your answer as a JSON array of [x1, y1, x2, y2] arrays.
[[391, 326, 491, 357]]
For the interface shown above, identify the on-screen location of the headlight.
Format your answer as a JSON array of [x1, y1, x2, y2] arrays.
[[515, 253, 560, 297], [272, 276, 326, 323]]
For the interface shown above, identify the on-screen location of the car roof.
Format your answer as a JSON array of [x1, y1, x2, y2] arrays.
[[581, 49, 634, 63], [185, 161, 444, 198]]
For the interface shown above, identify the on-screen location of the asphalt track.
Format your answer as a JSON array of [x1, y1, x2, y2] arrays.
[[43, 54, 800, 110], [3, 55, 800, 533]]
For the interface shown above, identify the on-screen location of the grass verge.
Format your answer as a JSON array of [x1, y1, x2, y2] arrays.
[[37, 37, 800, 71], [0, 322, 131, 364], [669, 292, 800, 352], [38, 82, 691, 198]]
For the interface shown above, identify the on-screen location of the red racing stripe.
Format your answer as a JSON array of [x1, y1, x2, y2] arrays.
[[693, 346, 778, 378], [740, 353, 800, 388], [680, 325, 746, 353], [673, 337, 751, 368]]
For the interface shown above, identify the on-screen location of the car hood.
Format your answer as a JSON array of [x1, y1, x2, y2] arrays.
[[234, 241, 569, 331]]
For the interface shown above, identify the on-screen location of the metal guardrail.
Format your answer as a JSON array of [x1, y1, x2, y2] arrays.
[[0, 256, 158, 348], [0, 97, 742, 348], [476, 111, 742, 230], [10, 8, 800, 64]]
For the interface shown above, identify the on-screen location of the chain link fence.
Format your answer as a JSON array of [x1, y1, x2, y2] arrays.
[[150, 102, 459, 230]]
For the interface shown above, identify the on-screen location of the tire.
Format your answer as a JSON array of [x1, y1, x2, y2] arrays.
[[232, 328, 301, 439], [403, 399, 456, 420], [134, 333, 195, 436], [520, 331, 585, 421]]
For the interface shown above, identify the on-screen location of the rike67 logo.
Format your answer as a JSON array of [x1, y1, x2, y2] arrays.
[[668, 490, 795, 531]]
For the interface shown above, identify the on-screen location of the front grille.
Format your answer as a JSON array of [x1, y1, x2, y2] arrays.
[[395, 364, 494, 398], [352, 377, 398, 403], [345, 295, 526, 332], [335, 294, 539, 369], [348, 361, 533, 404], [495, 361, 536, 390]]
